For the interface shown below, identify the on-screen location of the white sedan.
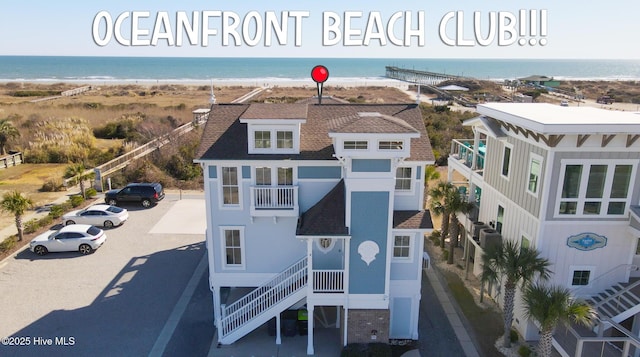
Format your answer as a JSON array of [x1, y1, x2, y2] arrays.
[[29, 224, 107, 256], [62, 204, 129, 228]]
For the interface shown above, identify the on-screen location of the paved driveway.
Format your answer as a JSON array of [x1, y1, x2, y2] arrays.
[[0, 194, 210, 357]]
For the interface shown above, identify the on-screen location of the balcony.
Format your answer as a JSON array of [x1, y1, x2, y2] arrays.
[[312, 270, 344, 293], [250, 186, 299, 217], [449, 139, 486, 178]]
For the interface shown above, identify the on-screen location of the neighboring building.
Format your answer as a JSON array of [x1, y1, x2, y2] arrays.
[[518, 75, 560, 88], [195, 101, 434, 354], [448, 103, 640, 354]]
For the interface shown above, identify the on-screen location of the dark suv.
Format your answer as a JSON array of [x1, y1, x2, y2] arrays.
[[105, 183, 165, 208]]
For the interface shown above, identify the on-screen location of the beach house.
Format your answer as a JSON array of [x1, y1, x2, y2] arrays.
[[448, 103, 640, 354], [195, 100, 434, 353]]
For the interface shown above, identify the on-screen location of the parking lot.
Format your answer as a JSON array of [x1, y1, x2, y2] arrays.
[[0, 193, 212, 357]]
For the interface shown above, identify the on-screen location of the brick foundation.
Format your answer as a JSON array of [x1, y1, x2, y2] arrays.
[[346, 309, 390, 344]]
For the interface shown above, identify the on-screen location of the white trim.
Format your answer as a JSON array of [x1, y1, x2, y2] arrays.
[[568, 265, 596, 288], [500, 142, 513, 180], [554, 159, 637, 218], [219, 226, 246, 270], [391, 233, 415, 263], [526, 153, 543, 198], [218, 166, 243, 211]]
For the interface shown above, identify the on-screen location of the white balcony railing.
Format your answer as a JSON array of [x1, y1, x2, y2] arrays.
[[313, 270, 344, 293], [250, 186, 299, 216]]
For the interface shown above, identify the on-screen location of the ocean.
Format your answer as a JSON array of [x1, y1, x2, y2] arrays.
[[1, 56, 639, 83]]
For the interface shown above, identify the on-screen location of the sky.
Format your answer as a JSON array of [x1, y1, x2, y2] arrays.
[[1, 1, 639, 59]]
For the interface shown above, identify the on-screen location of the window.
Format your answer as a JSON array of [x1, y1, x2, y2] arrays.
[[278, 167, 293, 186], [393, 235, 411, 260], [344, 141, 368, 150], [496, 205, 504, 234], [501, 146, 512, 177], [395, 167, 412, 191], [379, 141, 403, 150], [636, 238, 640, 255], [558, 162, 634, 216], [222, 228, 244, 269], [255, 167, 271, 186], [571, 270, 591, 286], [222, 167, 239, 205], [254, 131, 271, 149], [527, 155, 542, 195], [277, 131, 293, 149]]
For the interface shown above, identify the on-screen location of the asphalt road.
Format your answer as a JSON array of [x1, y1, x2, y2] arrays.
[[0, 193, 211, 357]]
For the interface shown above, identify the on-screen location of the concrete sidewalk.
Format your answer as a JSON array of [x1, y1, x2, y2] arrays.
[[424, 267, 480, 357]]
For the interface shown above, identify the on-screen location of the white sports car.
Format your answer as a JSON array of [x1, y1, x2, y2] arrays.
[[29, 224, 107, 256], [62, 204, 129, 228]]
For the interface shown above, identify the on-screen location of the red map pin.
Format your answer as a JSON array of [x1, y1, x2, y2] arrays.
[[311, 65, 329, 104]]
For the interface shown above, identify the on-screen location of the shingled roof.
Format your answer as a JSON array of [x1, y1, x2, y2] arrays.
[[393, 210, 434, 230], [296, 180, 348, 236], [196, 103, 434, 162]]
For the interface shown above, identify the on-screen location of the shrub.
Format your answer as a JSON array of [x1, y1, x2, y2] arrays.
[[38, 215, 53, 227], [41, 178, 65, 192], [429, 230, 441, 245], [510, 329, 519, 343], [85, 188, 97, 198], [518, 345, 532, 357], [24, 218, 40, 234], [69, 195, 84, 207], [49, 204, 68, 219], [442, 250, 449, 261], [0, 236, 17, 253]]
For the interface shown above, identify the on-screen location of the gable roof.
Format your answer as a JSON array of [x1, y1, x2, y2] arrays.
[[296, 180, 348, 236], [196, 103, 434, 162]]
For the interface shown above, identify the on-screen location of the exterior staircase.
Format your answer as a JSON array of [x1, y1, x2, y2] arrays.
[[218, 256, 308, 345], [587, 279, 640, 326]]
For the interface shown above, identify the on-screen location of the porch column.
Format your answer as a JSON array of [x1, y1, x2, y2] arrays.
[[275, 314, 282, 345], [633, 313, 640, 357], [213, 286, 222, 336], [471, 128, 481, 170], [307, 304, 315, 355]]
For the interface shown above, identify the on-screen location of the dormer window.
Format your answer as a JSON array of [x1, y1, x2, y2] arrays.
[[247, 126, 300, 154], [277, 131, 293, 149], [379, 140, 404, 150], [344, 140, 368, 150], [255, 131, 271, 149]]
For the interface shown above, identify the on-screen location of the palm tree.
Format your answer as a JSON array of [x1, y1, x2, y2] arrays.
[[481, 240, 552, 348], [523, 282, 596, 357], [64, 163, 95, 199], [447, 192, 474, 264], [0, 118, 20, 155], [429, 182, 455, 248], [1, 191, 33, 241]]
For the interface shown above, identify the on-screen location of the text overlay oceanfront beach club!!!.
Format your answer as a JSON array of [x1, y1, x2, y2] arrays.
[[91, 10, 548, 48]]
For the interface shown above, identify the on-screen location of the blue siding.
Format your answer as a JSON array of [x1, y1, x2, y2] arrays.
[[352, 159, 391, 173], [349, 191, 389, 294], [298, 166, 342, 179], [208, 166, 217, 179], [391, 297, 412, 338], [242, 166, 251, 179]]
